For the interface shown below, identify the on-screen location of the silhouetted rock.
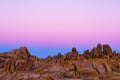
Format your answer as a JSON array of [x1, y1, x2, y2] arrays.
[[57, 53, 63, 58], [96, 43, 103, 57], [72, 47, 78, 53], [103, 44, 112, 55], [97, 43, 102, 51], [83, 49, 90, 59]]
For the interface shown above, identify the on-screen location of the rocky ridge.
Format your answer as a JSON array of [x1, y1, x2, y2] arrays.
[[0, 44, 120, 80]]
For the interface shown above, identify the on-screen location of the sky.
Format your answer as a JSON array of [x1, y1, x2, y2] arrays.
[[0, 0, 120, 58]]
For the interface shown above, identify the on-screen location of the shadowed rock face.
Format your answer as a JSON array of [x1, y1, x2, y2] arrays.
[[72, 47, 78, 53], [0, 44, 120, 80], [103, 44, 112, 55]]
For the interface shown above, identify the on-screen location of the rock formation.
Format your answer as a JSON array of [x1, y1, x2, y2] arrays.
[[0, 44, 120, 80]]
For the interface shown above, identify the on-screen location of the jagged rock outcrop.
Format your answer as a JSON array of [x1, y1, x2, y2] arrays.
[[63, 48, 80, 61], [83, 43, 116, 59], [0, 44, 120, 80], [0, 47, 33, 73], [0, 47, 30, 60], [103, 44, 112, 55], [72, 47, 78, 53], [11, 47, 30, 59]]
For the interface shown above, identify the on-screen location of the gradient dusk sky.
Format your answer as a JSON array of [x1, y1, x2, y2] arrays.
[[0, 0, 120, 58]]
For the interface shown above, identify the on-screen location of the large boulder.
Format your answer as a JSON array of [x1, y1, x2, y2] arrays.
[[103, 44, 112, 55], [72, 47, 78, 53], [92, 61, 106, 74]]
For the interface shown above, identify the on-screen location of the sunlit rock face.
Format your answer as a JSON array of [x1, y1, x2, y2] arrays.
[[0, 44, 120, 80]]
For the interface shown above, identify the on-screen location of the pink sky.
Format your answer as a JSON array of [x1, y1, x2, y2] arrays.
[[0, 0, 120, 57]]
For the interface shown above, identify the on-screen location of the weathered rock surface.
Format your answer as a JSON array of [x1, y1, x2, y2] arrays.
[[0, 44, 120, 80]]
